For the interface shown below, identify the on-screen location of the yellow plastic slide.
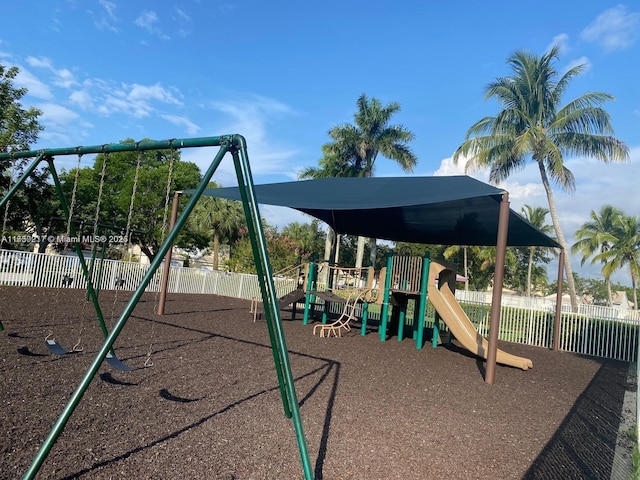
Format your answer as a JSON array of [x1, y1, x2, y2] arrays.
[[429, 259, 532, 371]]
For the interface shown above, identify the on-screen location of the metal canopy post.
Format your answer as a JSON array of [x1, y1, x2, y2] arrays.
[[13, 135, 312, 480], [485, 192, 510, 385], [552, 249, 565, 351], [157, 190, 182, 315]]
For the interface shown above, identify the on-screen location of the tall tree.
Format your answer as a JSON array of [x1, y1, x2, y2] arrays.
[[0, 64, 43, 161], [187, 185, 246, 270], [60, 140, 202, 261], [300, 93, 417, 268], [596, 213, 640, 310], [281, 220, 325, 259], [0, 64, 49, 250], [453, 46, 629, 311], [520, 205, 555, 297], [571, 205, 624, 306]]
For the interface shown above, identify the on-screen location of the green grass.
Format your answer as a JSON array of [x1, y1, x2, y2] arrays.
[[623, 425, 640, 479]]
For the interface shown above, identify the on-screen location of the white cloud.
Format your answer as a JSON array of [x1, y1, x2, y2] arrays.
[[69, 89, 94, 110], [180, 95, 301, 186], [547, 33, 570, 53], [135, 10, 170, 39], [99, 0, 117, 20], [161, 114, 200, 135], [581, 5, 640, 52], [26, 56, 78, 88], [433, 156, 544, 204], [128, 83, 181, 105], [37, 102, 79, 124], [135, 10, 159, 32], [95, 0, 119, 32], [174, 7, 192, 23], [564, 56, 590, 74], [433, 147, 640, 283], [84, 82, 183, 118], [14, 67, 53, 100], [174, 6, 193, 37]]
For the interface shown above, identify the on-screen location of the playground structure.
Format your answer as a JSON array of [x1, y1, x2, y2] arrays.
[[0, 136, 315, 480], [298, 253, 532, 370]]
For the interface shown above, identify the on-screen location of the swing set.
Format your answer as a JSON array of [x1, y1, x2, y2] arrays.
[[0, 135, 314, 480]]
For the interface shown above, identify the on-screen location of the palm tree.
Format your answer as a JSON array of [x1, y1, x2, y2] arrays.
[[596, 214, 640, 310], [301, 93, 417, 268], [189, 184, 246, 270], [571, 205, 623, 306], [521, 205, 555, 297], [453, 45, 629, 311]]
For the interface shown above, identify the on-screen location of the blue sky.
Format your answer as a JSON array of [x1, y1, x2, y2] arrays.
[[1, 1, 639, 283]]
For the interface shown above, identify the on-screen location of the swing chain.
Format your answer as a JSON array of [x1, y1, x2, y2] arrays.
[[144, 348, 154, 368]]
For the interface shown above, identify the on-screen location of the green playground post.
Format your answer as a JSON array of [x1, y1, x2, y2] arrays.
[[416, 252, 430, 350], [379, 252, 393, 341], [360, 301, 368, 336], [302, 260, 316, 325], [397, 303, 406, 341]]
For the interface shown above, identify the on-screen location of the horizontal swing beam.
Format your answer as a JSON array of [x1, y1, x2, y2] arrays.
[[0, 136, 228, 160]]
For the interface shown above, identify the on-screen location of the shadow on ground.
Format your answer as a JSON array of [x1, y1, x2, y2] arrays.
[[523, 358, 630, 479]]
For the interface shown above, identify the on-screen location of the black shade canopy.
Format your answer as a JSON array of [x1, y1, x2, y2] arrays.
[[190, 176, 559, 248]]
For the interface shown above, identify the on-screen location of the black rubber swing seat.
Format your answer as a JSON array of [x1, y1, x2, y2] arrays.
[[45, 338, 70, 355], [105, 352, 135, 372]]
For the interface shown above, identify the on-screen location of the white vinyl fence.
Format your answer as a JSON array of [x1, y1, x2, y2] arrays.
[[0, 249, 297, 300], [1, 248, 639, 362]]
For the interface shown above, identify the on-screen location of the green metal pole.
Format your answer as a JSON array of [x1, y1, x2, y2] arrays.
[[302, 261, 316, 325], [416, 253, 430, 350], [23, 143, 231, 480], [47, 159, 112, 345], [230, 148, 291, 420], [230, 140, 313, 480], [0, 136, 227, 161], [397, 303, 406, 341], [379, 252, 393, 341], [360, 301, 368, 336], [0, 155, 45, 210]]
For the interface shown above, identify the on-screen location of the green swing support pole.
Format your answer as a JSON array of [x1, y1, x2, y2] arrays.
[[230, 142, 313, 480], [21, 135, 312, 480], [46, 158, 113, 345], [0, 154, 46, 210]]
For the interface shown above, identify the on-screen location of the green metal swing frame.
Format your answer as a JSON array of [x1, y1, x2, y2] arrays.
[[0, 135, 313, 480]]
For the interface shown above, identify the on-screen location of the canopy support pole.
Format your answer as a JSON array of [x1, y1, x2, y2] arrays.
[[485, 193, 510, 385]]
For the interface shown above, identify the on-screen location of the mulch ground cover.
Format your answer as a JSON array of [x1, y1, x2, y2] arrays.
[[0, 287, 634, 479]]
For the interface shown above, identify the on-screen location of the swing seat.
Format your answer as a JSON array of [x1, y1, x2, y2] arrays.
[[105, 352, 135, 372], [45, 338, 70, 355]]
